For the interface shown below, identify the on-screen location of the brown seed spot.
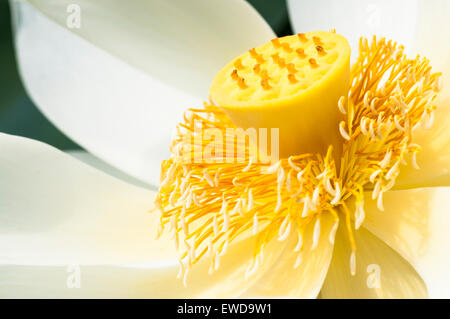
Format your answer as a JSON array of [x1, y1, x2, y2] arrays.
[[316, 45, 326, 56], [271, 38, 281, 48], [281, 42, 293, 53], [313, 36, 323, 46], [233, 58, 244, 70], [288, 73, 298, 84], [271, 53, 285, 68], [296, 48, 307, 59], [261, 78, 271, 90], [297, 33, 308, 42], [238, 77, 247, 89], [286, 63, 297, 74], [249, 48, 265, 63], [253, 63, 261, 74], [231, 69, 239, 80], [309, 58, 318, 68]]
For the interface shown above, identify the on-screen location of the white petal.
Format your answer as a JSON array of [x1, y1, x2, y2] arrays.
[[321, 226, 427, 299], [287, 0, 419, 58], [0, 237, 283, 298], [68, 150, 152, 190], [0, 134, 303, 297], [11, 0, 275, 186], [362, 187, 450, 298], [0, 133, 176, 265], [242, 214, 336, 298], [287, 0, 450, 79], [0, 264, 180, 298]]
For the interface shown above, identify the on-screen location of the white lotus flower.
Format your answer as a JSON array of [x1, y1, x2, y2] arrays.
[[2, 0, 449, 298]]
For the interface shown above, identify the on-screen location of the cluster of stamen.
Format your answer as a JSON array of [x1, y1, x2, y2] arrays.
[[155, 36, 441, 285], [156, 109, 340, 284], [339, 36, 440, 215]]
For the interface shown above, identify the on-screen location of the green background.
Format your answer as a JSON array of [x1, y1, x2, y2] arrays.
[[0, 0, 292, 150]]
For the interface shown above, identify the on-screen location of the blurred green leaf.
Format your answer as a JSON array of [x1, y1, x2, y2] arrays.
[[246, 0, 293, 36]]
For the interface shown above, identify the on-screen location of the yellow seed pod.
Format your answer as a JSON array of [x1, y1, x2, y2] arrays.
[[210, 31, 351, 157]]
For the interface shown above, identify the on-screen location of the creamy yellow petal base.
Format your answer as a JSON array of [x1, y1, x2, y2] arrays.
[[321, 225, 427, 299], [396, 97, 450, 189], [242, 214, 336, 298], [190, 234, 289, 298], [362, 187, 450, 298]]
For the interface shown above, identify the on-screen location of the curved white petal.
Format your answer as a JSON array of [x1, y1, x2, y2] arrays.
[[321, 225, 427, 299], [68, 150, 152, 190], [0, 133, 293, 298], [0, 233, 289, 298], [288, 0, 418, 57], [362, 187, 450, 298], [287, 0, 450, 81], [242, 214, 336, 298], [11, 0, 275, 186], [0, 133, 176, 265], [0, 264, 179, 298]]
